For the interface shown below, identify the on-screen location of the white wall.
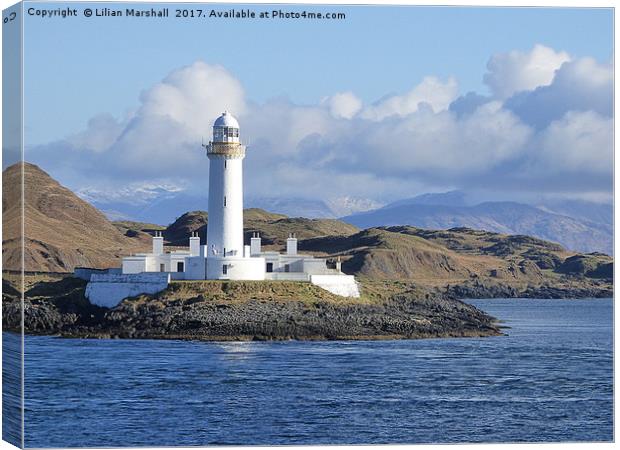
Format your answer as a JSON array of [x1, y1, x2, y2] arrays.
[[206, 256, 266, 280], [303, 258, 335, 275], [85, 273, 170, 308], [185, 256, 206, 280], [310, 274, 361, 298], [122, 257, 148, 274], [265, 272, 310, 281]]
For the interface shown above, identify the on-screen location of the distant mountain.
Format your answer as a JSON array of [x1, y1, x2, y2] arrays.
[[386, 190, 469, 208], [78, 187, 206, 226], [80, 182, 381, 224], [537, 199, 612, 227], [342, 201, 612, 255], [325, 196, 384, 217], [245, 197, 334, 218]]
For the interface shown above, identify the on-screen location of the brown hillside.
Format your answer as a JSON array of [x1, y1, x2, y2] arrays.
[[2, 162, 149, 272], [163, 209, 359, 247], [299, 226, 611, 292]]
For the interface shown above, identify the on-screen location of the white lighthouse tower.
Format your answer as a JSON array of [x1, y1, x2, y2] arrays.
[[203, 112, 265, 280], [93, 111, 359, 306]]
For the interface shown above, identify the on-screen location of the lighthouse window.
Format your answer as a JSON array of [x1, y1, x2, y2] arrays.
[[222, 265, 228, 275], [224, 160, 227, 169], [224, 196, 227, 207]]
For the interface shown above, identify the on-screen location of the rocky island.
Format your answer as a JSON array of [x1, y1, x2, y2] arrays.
[[3, 275, 502, 340], [2, 163, 613, 341]]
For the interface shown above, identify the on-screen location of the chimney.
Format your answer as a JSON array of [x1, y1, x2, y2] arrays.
[[286, 233, 297, 256], [152, 231, 164, 255], [189, 231, 200, 257], [250, 232, 262, 256]]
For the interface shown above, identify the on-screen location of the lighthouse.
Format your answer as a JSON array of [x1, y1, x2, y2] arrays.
[[206, 112, 245, 261], [203, 112, 265, 279], [98, 111, 360, 305]]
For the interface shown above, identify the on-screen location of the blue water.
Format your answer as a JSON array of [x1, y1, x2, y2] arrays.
[[13, 298, 613, 447]]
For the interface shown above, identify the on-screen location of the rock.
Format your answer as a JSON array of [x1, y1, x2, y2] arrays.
[[3, 277, 502, 341]]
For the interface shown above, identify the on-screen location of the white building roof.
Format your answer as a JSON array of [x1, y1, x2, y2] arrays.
[[213, 111, 239, 128]]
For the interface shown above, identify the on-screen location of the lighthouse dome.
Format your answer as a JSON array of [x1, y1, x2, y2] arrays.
[[213, 111, 239, 129], [212, 111, 240, 143]]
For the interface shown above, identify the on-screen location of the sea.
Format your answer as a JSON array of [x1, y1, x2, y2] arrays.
[[3, 298, 613, 447]]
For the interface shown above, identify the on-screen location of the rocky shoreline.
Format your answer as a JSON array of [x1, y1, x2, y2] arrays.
[[3, 275, 612, 342], [445, 279, 613, 300], [3, 277, 503, 341]]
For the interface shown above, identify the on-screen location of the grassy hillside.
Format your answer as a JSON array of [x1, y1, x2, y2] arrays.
[[299, 226, 612, 295]]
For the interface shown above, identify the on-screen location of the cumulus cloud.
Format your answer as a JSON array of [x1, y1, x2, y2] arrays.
[[484, 44, 571, 99], [361, 76, 458, 120], [505, 57, 613, 129], [137, 62, 246, 136], [536, 110, 613, 174], [449, 92, 492, 118], [55, 61, 247, 179], [65, 113, 127, 153], [322, 91, 362, 119], [27, 48, 612, 205]]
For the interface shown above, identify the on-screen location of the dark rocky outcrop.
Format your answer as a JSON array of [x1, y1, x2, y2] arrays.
[[556, 253, 613, 279], [3, 277, 501, 341], [446, 279, 612, 299]]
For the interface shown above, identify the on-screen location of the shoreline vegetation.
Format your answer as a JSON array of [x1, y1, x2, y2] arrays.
[[2, 273, 611, 342]]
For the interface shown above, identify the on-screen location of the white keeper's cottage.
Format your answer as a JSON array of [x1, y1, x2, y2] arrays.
[[81, 112, 360, 307]]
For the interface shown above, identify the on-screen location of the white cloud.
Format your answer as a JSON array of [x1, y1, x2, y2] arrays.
[[66, 113, 126, 153], [504, 56, 613, 129], [484, 44, 571, 99], [343, 101, 532, 178], [28, 49, 612, 205], [138, 61, 246, 136], [322, 91, 363, 119], [101, 61, 246, 177], [537, 110, 613, 174], [361, 76, 458, 121]]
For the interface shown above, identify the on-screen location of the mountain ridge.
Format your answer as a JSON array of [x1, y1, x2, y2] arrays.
[[342, 200, 612, 255]]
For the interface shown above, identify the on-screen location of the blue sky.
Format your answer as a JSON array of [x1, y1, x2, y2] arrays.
[[20, 2, 614, 206], [24, 4, 612, 145]]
